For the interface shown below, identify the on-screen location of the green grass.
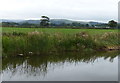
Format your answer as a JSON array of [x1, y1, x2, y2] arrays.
[[2, 27, 118, 35], [2, 27, 120, 57]]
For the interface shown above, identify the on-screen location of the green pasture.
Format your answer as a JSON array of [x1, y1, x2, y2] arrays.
[[2, 27, 119, 35]]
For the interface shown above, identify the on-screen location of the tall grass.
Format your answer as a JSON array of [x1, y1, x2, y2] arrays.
[[2, 31, 120, 56]]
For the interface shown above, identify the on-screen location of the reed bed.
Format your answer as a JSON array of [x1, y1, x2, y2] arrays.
[[2, 31, 120, 56]]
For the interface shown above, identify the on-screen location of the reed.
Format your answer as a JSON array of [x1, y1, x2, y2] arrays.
[[2, 31, 119, 56]]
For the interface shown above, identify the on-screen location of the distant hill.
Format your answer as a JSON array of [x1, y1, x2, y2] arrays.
[[1, 19, 24, 23], [50, 19, 73, 25], [50, 19, 91, 25], [1, 19, 106, 26], [19, 19, 89, 25], [89, 21, 104, 25], [19, 20, 40, 24]]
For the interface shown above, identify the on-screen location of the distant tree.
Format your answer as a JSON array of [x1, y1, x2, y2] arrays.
[[40, 16, 50, 27], [81, 24, 85, 27], [91, 25, 95, 28], [108, 20, 117, 28], [86, 24, 89, 27], [2, 22, 10, 27], [51, 23, 56, 26], [118, 23, 120, 29], [60, 23, 67, 26], [20, 22, 35, 28], [72, 22, 79, 27], [2, 22, 19, 27]]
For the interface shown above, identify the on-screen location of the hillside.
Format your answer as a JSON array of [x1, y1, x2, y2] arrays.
[[1, 19, 105, 26]]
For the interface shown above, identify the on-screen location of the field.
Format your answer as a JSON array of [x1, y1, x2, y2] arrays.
[[2, 27, 120, 57], [2, 27, 118, 35]]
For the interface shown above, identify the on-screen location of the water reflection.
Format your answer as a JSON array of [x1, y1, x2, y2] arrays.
[[2, 51, 119, 81]]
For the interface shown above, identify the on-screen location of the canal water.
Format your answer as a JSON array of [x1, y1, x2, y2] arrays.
[[1, 51, 119, 81]]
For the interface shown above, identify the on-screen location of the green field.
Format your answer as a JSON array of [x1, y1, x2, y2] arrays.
[[2, 27, 120, 57], [2, 27, 118, 35]]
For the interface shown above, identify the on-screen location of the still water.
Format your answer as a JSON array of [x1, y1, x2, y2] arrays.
[[1, 51, 119, 81]]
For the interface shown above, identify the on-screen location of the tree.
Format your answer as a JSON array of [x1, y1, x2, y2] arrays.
[[72, 22, 79, 27], [86, 24, 89, 27], [40, 16, 50, 27], [118, 23, 120, 29], [108, 20, 117, 28]]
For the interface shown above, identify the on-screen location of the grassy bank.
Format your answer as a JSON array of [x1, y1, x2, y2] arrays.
[[2, 27, 120, 56]]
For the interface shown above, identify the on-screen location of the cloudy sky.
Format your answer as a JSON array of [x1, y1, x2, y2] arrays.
[[0, 0, 119, 22]]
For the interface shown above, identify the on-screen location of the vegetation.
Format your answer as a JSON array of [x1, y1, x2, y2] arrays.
[[2, 27, 118, 35], [1, 21, 109, 28], [108, 20, 117, 28], [2, 18, 118, 29], [2, 27, 120, 57], [40, 16, 50, 27]]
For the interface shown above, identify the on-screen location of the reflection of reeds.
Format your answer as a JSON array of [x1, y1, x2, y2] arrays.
[[2, 31, 120, 56], [2, 51, 118, 76]]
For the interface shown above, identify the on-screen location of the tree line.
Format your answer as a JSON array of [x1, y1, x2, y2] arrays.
[[2, 16, 118, 29]]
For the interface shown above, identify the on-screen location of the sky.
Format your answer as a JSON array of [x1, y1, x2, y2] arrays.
[[0, 0, 119, 22]]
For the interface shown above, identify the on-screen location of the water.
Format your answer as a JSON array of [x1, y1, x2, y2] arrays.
[[1, 51, 119, 81]]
